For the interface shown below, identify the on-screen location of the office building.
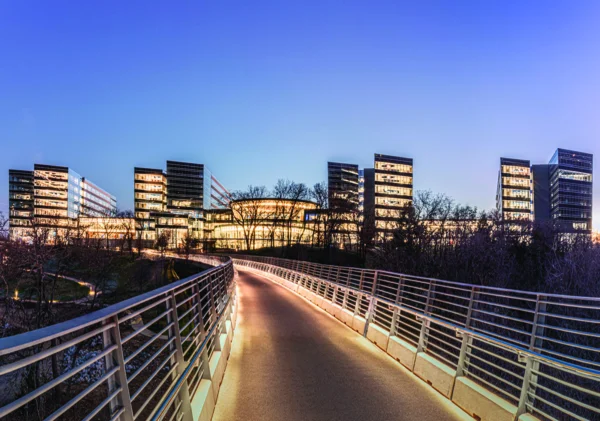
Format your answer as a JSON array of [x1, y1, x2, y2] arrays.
[[8, 164, 116, 240], [327, 162, 359, 210], [373, 154, 413, 240], [498, 149, 593, 235], [548, 149, 593, 233], [134, 161, 230, 247], [134, 167, 168, 241], [8, 170, 34, 240], [496, 158, 534, 226]]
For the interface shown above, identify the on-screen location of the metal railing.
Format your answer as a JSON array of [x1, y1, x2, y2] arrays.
[[233, 255, 600, 421], [0, 255, 235, 421]]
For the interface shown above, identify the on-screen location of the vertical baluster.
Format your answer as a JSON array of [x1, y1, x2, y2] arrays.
[[516, 294, 547, 418], [102, 316, 134, 421], [167, 291, 193, 421], [362, 270, 379, 337]]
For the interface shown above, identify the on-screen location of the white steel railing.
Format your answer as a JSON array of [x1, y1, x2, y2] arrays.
[[0, 255, 235, 421], [233, 255, 600, 421]]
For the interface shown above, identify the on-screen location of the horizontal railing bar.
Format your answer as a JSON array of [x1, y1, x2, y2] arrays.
[[0, 344, 116, 417], [45, 366, 119, 421], [81, 386, 123, 421], [0, 323, 115, 376], [0, 261, 229, 355], [124, 322, 174, 365], [135, 364, 179, 420], [122, 309, 171, 344], [131, 350, 176, 402], [128, 339, 175, 383], [120, 297, 171, 324]]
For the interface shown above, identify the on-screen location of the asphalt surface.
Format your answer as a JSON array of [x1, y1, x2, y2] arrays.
[[212, 269, 471, 421]]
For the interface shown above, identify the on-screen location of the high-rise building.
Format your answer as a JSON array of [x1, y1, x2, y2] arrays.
[[8, 164, 116, 240], [548, 148, 593, 233], [373, 154, 413, 240], [327, 162, 359, 210], [8, 170, 34, 240], [496, 158, 534, 226], [134, 167, 167, 241], [166, 161, 204, 217]]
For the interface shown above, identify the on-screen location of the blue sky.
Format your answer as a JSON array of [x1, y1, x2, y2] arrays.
[[1, 1, 600, 228]]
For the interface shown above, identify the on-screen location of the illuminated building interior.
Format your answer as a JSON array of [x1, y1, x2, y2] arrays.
[[371, 154, 414, 240], [496, 157, 534, 227], [9, 164, 116, 241], [211, 198, 319, 250], [134, 161, 230, 247]]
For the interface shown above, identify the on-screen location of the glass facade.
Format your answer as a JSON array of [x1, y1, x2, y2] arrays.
[[9, 164, 117, 241], [134, 161, 230, 247], [549, 149, 593, 232], [373, 153, 413, 240], [327, 162, 359, 210], [8, 170, 34, 239]]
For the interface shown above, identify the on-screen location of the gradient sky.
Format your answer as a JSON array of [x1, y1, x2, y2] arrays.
[[1, 1, 600, 229]]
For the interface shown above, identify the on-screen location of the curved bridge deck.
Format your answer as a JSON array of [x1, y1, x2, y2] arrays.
[[213, 269, 470, 421]]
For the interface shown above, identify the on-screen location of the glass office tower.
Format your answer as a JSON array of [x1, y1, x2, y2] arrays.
[[327, 162, 359, 210], [8, 169, 34, 240], [549, 148, 593, 233]]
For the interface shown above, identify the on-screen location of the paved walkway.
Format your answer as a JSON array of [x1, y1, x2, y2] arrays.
[[213, 269, 471, 421]]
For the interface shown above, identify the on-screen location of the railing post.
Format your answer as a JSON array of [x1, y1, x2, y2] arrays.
[[515, 294, 547, 419], [362, 270, 379, 337], [102, 316, 134, 421], [516, 355, 535, 419], [353, 292, 361, 316], [167, 291, 193, 421], [389, 276, 404, 337], [342, 288, 349, 310], [415, 280, 434, 357], [455, 286, 477, 379]]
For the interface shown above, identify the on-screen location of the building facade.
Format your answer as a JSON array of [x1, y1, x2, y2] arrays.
[[134, 167, 168, 241], [496, 158, 534, 227], [327, 162, 359, 210], [8, 170, 34, 240], [498, 149, 593, 235], [9, 164, 116, 240], [211, 198, 318, 250], [548, 149, 593, 233], [372, 154, 413, 240], [134, 161, 230, 247]]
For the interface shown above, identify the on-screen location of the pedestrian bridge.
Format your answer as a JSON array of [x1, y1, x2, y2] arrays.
[[0, 255, 598, 421]]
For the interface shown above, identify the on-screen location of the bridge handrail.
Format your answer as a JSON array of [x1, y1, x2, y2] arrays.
[[233, 255, 600, 421], [0, 254, 235, 421]]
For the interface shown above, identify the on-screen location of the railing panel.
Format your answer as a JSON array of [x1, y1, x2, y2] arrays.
[[0, 255, 235, 421], [233, 254, 600, 421]]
